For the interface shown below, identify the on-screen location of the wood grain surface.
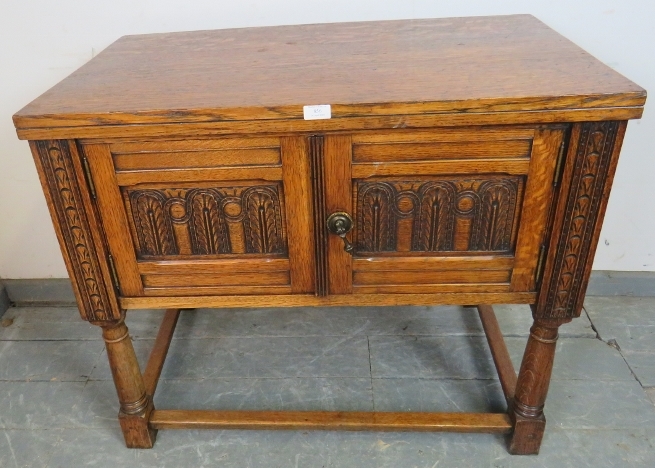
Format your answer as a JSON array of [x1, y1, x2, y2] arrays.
[[119, 291, 537, 309], [280, 136, 316, 293], [149, 410, 512, 433], [143, 309, 180, 396], [14, 15, 646, 454], [14, 15, 644, 132], [16, 108, 643, 140], [476, 304, 517, 402], [509, 127, 565, 291], [324, 134, 353, 294]]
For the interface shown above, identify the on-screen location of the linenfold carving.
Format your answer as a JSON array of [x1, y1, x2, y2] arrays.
[[354, 177, 521, 253], [127, 184, 286, 258]]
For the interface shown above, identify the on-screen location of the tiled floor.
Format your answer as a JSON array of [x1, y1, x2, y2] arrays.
[[0, 298, 654, 467]]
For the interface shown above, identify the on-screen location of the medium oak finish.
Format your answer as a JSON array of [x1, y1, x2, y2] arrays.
[[149, 410, 513, 433], [14, 15, 645, 455]]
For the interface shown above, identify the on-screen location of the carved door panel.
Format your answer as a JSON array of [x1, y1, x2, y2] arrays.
[[82, 136, 315, 297], [322, 127, 566, 295]]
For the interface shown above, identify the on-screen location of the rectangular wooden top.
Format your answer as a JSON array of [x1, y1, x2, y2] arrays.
[[14, 15, 645, 134]]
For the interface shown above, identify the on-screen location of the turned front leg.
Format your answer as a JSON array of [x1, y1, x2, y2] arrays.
[[102, 320, 157, 448], [508, 319, 560, 455], [508, 121, 628, 454]]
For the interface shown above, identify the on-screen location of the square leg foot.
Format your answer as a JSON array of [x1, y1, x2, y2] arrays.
[[507, 413, 546, 455], [118, 404, 157, 449]]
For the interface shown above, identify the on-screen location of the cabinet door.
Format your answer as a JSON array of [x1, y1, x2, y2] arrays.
[[322, 127, 565, 296], [82, 136, 315, 297]]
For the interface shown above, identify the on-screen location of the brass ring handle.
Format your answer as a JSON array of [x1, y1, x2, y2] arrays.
[[326, 212, 354, 255]]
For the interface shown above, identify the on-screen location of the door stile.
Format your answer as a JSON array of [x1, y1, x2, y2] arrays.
[[509, 127, 566, 291], [280, 136, 316, 293], [83, 143, 144, 296], [323, 135, 354, 294]]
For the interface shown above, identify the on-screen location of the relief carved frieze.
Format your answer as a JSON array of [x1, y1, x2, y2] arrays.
[[126, 184, 287, 258], [32, 140, 118, 322], [354, 177, 522, 254], [538, 121, 622, 320]]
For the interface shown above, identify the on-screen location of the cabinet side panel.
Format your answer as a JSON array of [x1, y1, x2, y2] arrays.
[[28, 140, 121, 322], [535, 121, 627, 321]]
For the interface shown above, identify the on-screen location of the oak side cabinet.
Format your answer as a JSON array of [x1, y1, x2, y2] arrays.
[[13, 15, 646, 455]]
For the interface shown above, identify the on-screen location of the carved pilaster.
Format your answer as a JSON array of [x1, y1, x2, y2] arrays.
[[535, 121, 627, 321], [29, 140, 121, 322], [309, 135, 328, 296]]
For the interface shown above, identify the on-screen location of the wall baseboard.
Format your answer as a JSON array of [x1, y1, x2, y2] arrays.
[[2, 279, 75, 307], [0, 283, 10, 317], [586, 270, 655, 297], [1, 271, 654, 309]]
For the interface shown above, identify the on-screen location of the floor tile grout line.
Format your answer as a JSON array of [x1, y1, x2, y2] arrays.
[[0, 334, 600, 342], [85, 340, 108, 386], [0, 376, 636, 383], [366, 335, 375, 411], [42, 427, 64, 468], [94, 377, 506, 382], [2, 302, 654, 462], [583, 305, 602, 341], [81, 333, 102, 389], [584, 305, 647, 390]]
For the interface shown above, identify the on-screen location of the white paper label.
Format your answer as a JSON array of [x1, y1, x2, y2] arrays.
[[303, 104, 331, 120]]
